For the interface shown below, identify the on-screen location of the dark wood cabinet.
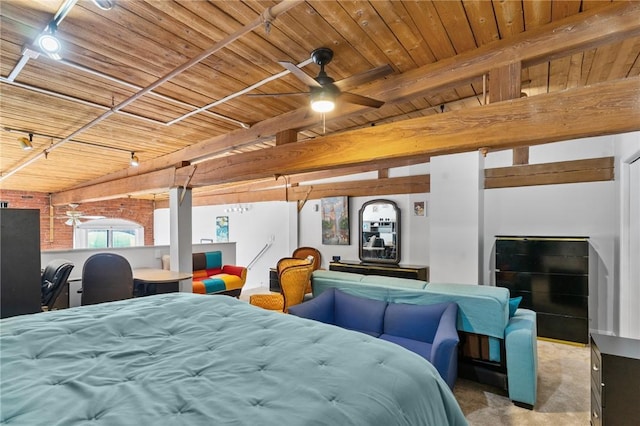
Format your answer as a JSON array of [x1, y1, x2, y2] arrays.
[[590, 334, 640, 425], [495, 236, 589, 344], [269, 268, 280, 292], [1, 208, 42, 318], [329, 260, 429, 281]]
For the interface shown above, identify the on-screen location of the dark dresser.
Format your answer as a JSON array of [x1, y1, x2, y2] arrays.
[[495, 236, 589, 344], [329, 260, 429, 281], [590, 333, 640, 425]]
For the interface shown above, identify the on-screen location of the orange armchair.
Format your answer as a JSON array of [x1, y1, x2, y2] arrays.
[[292, 247, 322, 294], [250, 258, 314, 313]]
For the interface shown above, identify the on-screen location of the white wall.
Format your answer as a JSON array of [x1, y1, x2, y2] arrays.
[[615, 132, 640, 338], [430, 151, 484, 284], [155, 202, 293, 290], [483, 135, 625, 335], [484, 182, 617, 334], [298, 193, 431, 270], [154, 194, 432, 289]]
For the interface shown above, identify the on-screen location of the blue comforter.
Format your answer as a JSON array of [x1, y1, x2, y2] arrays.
[[1, 293, 467, 425]]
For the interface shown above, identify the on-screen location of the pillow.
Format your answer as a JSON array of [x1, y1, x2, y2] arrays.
[[509, 296, 522, 318]]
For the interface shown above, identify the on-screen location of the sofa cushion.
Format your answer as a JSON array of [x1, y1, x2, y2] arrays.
[[313, 270, 509, 339], [509, 296, 522, 318], [383, 302, 451, 343], [193, 274, 244, 294], [193, 251, 223, 271], [334, 289, 387, 337], [314, 270, 366, 282], [424, 282, 509, 338], [363, 275, 428, 290], [380, 334, 432, 360]]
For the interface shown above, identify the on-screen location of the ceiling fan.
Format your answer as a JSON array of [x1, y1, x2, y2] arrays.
[[251, 47, 393, 113], [61, 203, 105, 226]]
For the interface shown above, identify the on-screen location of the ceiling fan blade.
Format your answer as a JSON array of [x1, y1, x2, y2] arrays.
[[278, 61, 322, 88], [81, 215, 106, 220], [334, 64, 393, 91], [339, 92, 385, 108], [247, 92, 307, 98]]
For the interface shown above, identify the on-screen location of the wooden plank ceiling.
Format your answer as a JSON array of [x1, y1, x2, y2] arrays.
[[1, 0, 639, 205]]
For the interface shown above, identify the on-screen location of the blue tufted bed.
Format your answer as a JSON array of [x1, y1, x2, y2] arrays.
[[1, 293, 467, 425]]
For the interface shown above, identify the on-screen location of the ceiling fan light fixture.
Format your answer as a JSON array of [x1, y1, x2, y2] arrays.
[[310, 91, 335, 113], [18, 133, 33, 150], [64, 217, 77, 226], [130, 152, 139, 167], [37, 22, 62, 60]]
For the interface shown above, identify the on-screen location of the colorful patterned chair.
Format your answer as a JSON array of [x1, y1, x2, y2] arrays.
[[191, 251, 247, 297], [249, 257, 314, 313]]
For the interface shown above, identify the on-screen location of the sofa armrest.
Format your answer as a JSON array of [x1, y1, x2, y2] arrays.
[[288, 288, 336, 324], [505, 308, 538, 408], [222, 265, 247, 283], [250, 293, 284, 311], [430, 303, 459, 389]]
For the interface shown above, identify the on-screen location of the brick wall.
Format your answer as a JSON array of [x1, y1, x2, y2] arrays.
[[0, 190, 155, 250]]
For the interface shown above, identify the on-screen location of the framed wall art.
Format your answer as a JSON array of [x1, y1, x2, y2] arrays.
[[216, 216, 229, 242], [321, 196, 350, 245]]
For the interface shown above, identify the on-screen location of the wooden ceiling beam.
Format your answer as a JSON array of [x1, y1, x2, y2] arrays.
[[62, 1, 640, 193], [485, 157, 614, 188], [55, 76, 640, 203], [177, 155, 432, 200], [51, 168, 176, 206], [155, 175, 430, 209], [177, 77, 640, 186]]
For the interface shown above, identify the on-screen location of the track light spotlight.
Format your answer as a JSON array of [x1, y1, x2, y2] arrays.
[[92, 0, 115, 10], [37, 21, 62, 60], [130, 152, 139, 167], [18, 133, 33, 151]]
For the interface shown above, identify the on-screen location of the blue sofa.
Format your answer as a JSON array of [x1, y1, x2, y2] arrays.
[[310, 270, 538, 409], [289, 287, 460, 389]]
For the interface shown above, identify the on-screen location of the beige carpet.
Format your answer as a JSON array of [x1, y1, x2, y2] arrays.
[[454, 339, 590, 425]]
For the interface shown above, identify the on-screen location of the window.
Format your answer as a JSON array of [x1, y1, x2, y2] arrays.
[[75, 218, 144, 248]]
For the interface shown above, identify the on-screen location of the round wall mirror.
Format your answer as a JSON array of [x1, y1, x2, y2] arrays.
[[358, 199, 400, 264]]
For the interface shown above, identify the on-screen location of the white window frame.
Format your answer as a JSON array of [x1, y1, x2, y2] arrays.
[[74, 218, 144, 249]]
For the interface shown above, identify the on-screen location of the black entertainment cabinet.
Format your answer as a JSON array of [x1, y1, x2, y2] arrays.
[[495, 236, 590, 344]]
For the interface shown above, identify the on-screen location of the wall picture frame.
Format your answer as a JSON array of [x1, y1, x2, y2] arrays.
[[216, 216, 229, 242], [321, 196, 350, 245], [413, 201, 426, 217]]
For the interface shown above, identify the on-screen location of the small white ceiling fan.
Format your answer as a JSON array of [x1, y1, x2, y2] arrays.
[[62, 203, 105, 226]]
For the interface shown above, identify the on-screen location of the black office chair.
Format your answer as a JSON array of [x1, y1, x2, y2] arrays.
[[81, 253, 134, 306], [41, 259, 74, 310]]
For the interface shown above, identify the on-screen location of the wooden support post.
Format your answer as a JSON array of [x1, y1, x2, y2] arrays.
[[489, 62, 529, 165], [275, 129, 298, 146]]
